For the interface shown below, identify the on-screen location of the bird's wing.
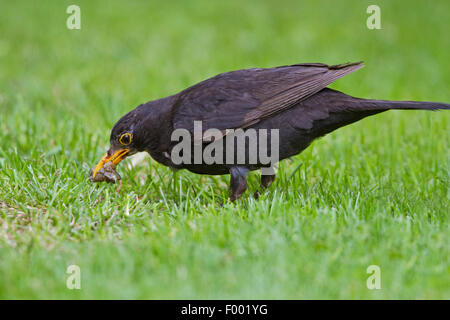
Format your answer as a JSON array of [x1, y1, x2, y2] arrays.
[[172, 62, 363, 141]]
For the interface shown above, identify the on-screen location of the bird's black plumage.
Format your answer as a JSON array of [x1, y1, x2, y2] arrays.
[[94, 62, 449, 201]]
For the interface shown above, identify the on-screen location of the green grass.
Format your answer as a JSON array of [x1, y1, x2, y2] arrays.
[[0, 0, 449, 299]]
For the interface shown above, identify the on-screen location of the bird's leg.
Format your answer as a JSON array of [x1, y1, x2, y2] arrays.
[[262, 173, 276, 189], [229, 166, 249, 202], [254, 172, 276, 199]]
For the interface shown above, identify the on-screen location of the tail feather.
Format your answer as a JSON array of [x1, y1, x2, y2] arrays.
[[357, 98, 450, 111], [300, 89, 448, 138], [322, 88, 450, 111]]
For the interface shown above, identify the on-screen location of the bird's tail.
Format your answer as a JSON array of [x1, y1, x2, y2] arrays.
[[353, 97, 450, 111], [307, 89, 449, 138]]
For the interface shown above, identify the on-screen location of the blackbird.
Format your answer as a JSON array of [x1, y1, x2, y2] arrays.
[[91, 62, 449, 201]]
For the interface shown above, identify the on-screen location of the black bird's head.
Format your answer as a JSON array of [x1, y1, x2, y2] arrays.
[[91, 105, 148, 178]]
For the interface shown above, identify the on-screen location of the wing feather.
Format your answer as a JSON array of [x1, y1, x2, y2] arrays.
[[172, 62, 364, 141]]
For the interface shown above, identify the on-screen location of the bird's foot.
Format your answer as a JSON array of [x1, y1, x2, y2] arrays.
[[229, 166, 249, 202]]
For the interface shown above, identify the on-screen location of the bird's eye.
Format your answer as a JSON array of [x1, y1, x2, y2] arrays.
[[119, 132, 132, 145]]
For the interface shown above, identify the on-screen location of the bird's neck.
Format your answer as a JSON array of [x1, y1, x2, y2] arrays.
[[138, 95, 177, 153]]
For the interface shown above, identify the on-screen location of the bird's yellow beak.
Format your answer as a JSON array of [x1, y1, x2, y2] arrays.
[[92, 148, 130, 178]]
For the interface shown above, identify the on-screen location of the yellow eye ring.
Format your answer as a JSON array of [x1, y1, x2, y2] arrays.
[[119, 132, 132, 145]]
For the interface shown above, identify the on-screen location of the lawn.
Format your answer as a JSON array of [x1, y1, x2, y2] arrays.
[[0, 0, 449, 299]]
